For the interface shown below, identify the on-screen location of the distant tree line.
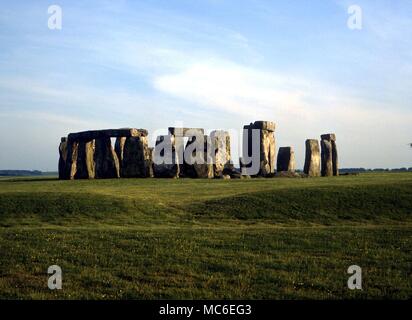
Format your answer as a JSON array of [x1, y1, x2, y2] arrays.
[[0, 170, 43, 176], [339, 168, 412, 173]]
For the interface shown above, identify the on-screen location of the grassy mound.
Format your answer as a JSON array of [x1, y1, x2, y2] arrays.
[[1, 178, 412, 226], [188, 182, 412, 223]]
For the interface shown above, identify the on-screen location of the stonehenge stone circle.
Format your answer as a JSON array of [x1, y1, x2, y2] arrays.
[[277, 147, 295, 172], [58, 123, 340, 180], [304, 139, 321, 177]]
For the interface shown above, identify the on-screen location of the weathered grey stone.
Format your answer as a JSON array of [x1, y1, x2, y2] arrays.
[[74, 140, 95, 179], [332, 140, 339, 176], [153, 135, 180, 178], [243, 121, 276, 176], [321, 133, 336, 142], [63, 141, 79, 180], [114, 137, 126, 163], [168, 127, 204, 136], [68, 128, 147, 143], [183, 135, 214, 178], [210, 130, 232, 178], [58, 137, 68, 180], [321, 139, 333, 176], [304, 139, 320, 177], [94, 137, 120, 179], [120, 136, 153, 178], [253, 121, 276, 132], [321, 133, 339, 176], [277, 147, 295, 172]]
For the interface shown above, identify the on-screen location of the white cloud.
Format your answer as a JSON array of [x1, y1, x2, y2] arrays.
[[153, 60, 312, 119]]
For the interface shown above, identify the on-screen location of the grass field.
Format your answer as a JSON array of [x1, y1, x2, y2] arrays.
[[0, 173, 411, 299]]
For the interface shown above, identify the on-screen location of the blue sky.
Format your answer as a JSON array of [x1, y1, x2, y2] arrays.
[[0, 0, 411, 170]]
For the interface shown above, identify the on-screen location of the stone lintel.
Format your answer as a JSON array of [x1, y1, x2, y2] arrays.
[[168, 127, 205, 136], [321, 133, 336, 141], [253, 121, 276, 132], [68, 128, 148, 142]]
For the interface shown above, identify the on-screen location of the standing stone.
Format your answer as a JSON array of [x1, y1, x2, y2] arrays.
[[277, 147, 295, 172], [114, 137, 126, 164], [242, 121, 276, 176], [332, 141, 339, 176], [94, 137, 120, 179], [321, 139, 333, 177], [183, 135, 214, 178], [210, 130, 232, 177], [74, 140, 95, 179], [64, 141, 79, 180], [120, 136, 153, 178], [321, 134, 339, 176], [58, 137, 68, 180], [153, 135, 180, 178], [304, 139, 320, 177]]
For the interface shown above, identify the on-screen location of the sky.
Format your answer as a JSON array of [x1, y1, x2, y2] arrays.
[[0, 0, 411, 171]]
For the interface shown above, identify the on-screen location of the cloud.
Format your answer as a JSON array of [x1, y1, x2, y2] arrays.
[[153, 60, 312, 119]]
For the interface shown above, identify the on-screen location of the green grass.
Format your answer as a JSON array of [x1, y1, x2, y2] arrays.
[[0, 173, 411, 299]]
